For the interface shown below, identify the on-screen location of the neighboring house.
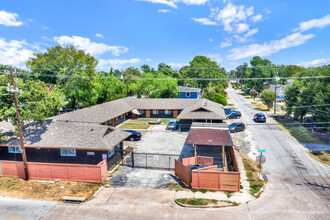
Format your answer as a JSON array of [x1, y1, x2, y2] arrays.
[[0, 120, 131, 170], [178, 86, 201, 99], [50, 97, 226, 131]]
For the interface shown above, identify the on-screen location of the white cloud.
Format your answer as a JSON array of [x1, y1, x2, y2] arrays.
[[210, 3, 257, 33], [204, 54, 222, 63], [139, 0, 177, 8], [53, 36, 128, 56], [228, 33, 315, 60], [168, 62, 188, 70], [180, 0, 209, 5], [251, 14, 262, 22], [209, 38, 213, 42], [191, 18, 217, 25], [0, 10, 23, 26], [220, 38, 232, 48], [236, 23, 249, 33], [294, 14, 330, 32], [98, 58, 141, 69], [0, 38, 34, 67], [139, 0, 209, 9], [264, 8, 271, 14], [146, 58, 151, 61], [297, 58, 330, 67], [158, 9, 172, 13], [234, 28, 258, 43], [95, 33, 104, 38]]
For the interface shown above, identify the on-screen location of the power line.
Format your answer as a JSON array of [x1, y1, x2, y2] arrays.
[[1, 71, 329, 81]]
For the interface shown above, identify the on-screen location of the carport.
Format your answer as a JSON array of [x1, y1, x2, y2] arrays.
[[184, 123, 234, 171]]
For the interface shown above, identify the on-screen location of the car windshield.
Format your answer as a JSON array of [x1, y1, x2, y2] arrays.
[[168, 121, 176, 125]]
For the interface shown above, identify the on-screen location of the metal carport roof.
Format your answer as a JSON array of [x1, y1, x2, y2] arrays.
[[184, 128, 233, 146]]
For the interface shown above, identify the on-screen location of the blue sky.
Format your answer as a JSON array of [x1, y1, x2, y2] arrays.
[[1, 0, 330, 71]]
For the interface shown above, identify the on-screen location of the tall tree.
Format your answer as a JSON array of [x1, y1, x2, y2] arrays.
[[180, 56, 228, 89]]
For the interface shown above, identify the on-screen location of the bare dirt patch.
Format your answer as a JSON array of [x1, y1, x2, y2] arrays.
[[0, 177, 102, 201]]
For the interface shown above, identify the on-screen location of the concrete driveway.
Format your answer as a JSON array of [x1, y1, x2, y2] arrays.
[[109, 167, 174, 189]]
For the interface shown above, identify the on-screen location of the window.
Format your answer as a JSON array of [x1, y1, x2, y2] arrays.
[[153, 110, 159, 114], [140, 110, 144, 114], [165, 110, 171, 115], [108, 148, 115, 158], [8, 147, 22, 153], [186, 92, 190, 97], [120, 115, 123, 119], [60, 149, 76, 156], [115, 117, 119, 121]]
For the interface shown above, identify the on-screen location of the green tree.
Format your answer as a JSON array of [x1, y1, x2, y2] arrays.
[[96, 73, 127, 103], [180, 56, 228, 89], [26, 45, 98, 84], [129, 72, 178, 98], [202, 84, 227, 105], [260, 89, 275, 110], [0, 79, 65, 124], [214, 94, 227, 106], [122, 66, 141, 86], [141, 64, 151, 73]]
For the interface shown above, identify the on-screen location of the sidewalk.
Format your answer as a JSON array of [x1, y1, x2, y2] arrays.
[[175, 189, 254, 207]]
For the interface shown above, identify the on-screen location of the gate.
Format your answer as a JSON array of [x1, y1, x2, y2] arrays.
[[123, 152, 180, 170]]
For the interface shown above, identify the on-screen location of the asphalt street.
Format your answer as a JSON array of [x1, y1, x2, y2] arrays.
[[0, 196, 56, 220]]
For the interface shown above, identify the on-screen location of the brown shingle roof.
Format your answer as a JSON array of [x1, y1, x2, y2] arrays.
[[2, 121, 131, 150], [51, 97, 226, 122], [184, 127, 233, 146]]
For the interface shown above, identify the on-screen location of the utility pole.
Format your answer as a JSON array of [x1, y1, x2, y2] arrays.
[[8, 66, 29, 180], [254, 70, 257, 101], [274, 66, 278, 114]]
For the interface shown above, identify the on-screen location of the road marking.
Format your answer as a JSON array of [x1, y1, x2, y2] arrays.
[[0, 216, 25, 220]]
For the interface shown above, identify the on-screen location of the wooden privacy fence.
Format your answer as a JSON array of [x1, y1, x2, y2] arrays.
[[182, 156, 213, 166], [174, 160, 191, 187], [1, 160, 107, 183], [191, 170, 240, 192]]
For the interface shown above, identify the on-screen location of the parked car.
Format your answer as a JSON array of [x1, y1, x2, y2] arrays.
[[226, 111, 241, 119], [224, 108, 235, 115], [166, 120, 179, 130], [254, 113, 266, 122], [229, 122, 245, 133], [124, 130, 142, 141], [244, 88, 252, 94]]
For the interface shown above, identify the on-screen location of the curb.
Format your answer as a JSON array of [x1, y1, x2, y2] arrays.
[[174, 198, 238, 208]]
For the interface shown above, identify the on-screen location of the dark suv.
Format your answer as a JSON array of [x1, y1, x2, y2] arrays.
[[226, 111, 241, 119], [229, 122, 245, 133], [124, 130, 142, 141], [254, 113, 266, 122]]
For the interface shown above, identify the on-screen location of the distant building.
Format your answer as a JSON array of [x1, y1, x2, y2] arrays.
[[178, 86, 201, 99]]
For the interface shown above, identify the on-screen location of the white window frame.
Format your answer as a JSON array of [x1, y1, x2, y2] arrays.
[[108, 148, 115, 158], [186, 92, 190, 97], [153, 110, 159, 114], [8, 147, 22, 153], [165, 110, 171, 115], [60, 149, 76, 156]]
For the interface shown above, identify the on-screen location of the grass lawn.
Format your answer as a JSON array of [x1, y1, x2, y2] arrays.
[[238, 92, 253, 99], [118, 118, 159, 129], [0, 177, 102, 201], [176, 198, 218, 206], [274, 118, 327, 144], [160, 118, 175, 124], [308, 151, 330, 166], [241, 155, 264, 196]]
